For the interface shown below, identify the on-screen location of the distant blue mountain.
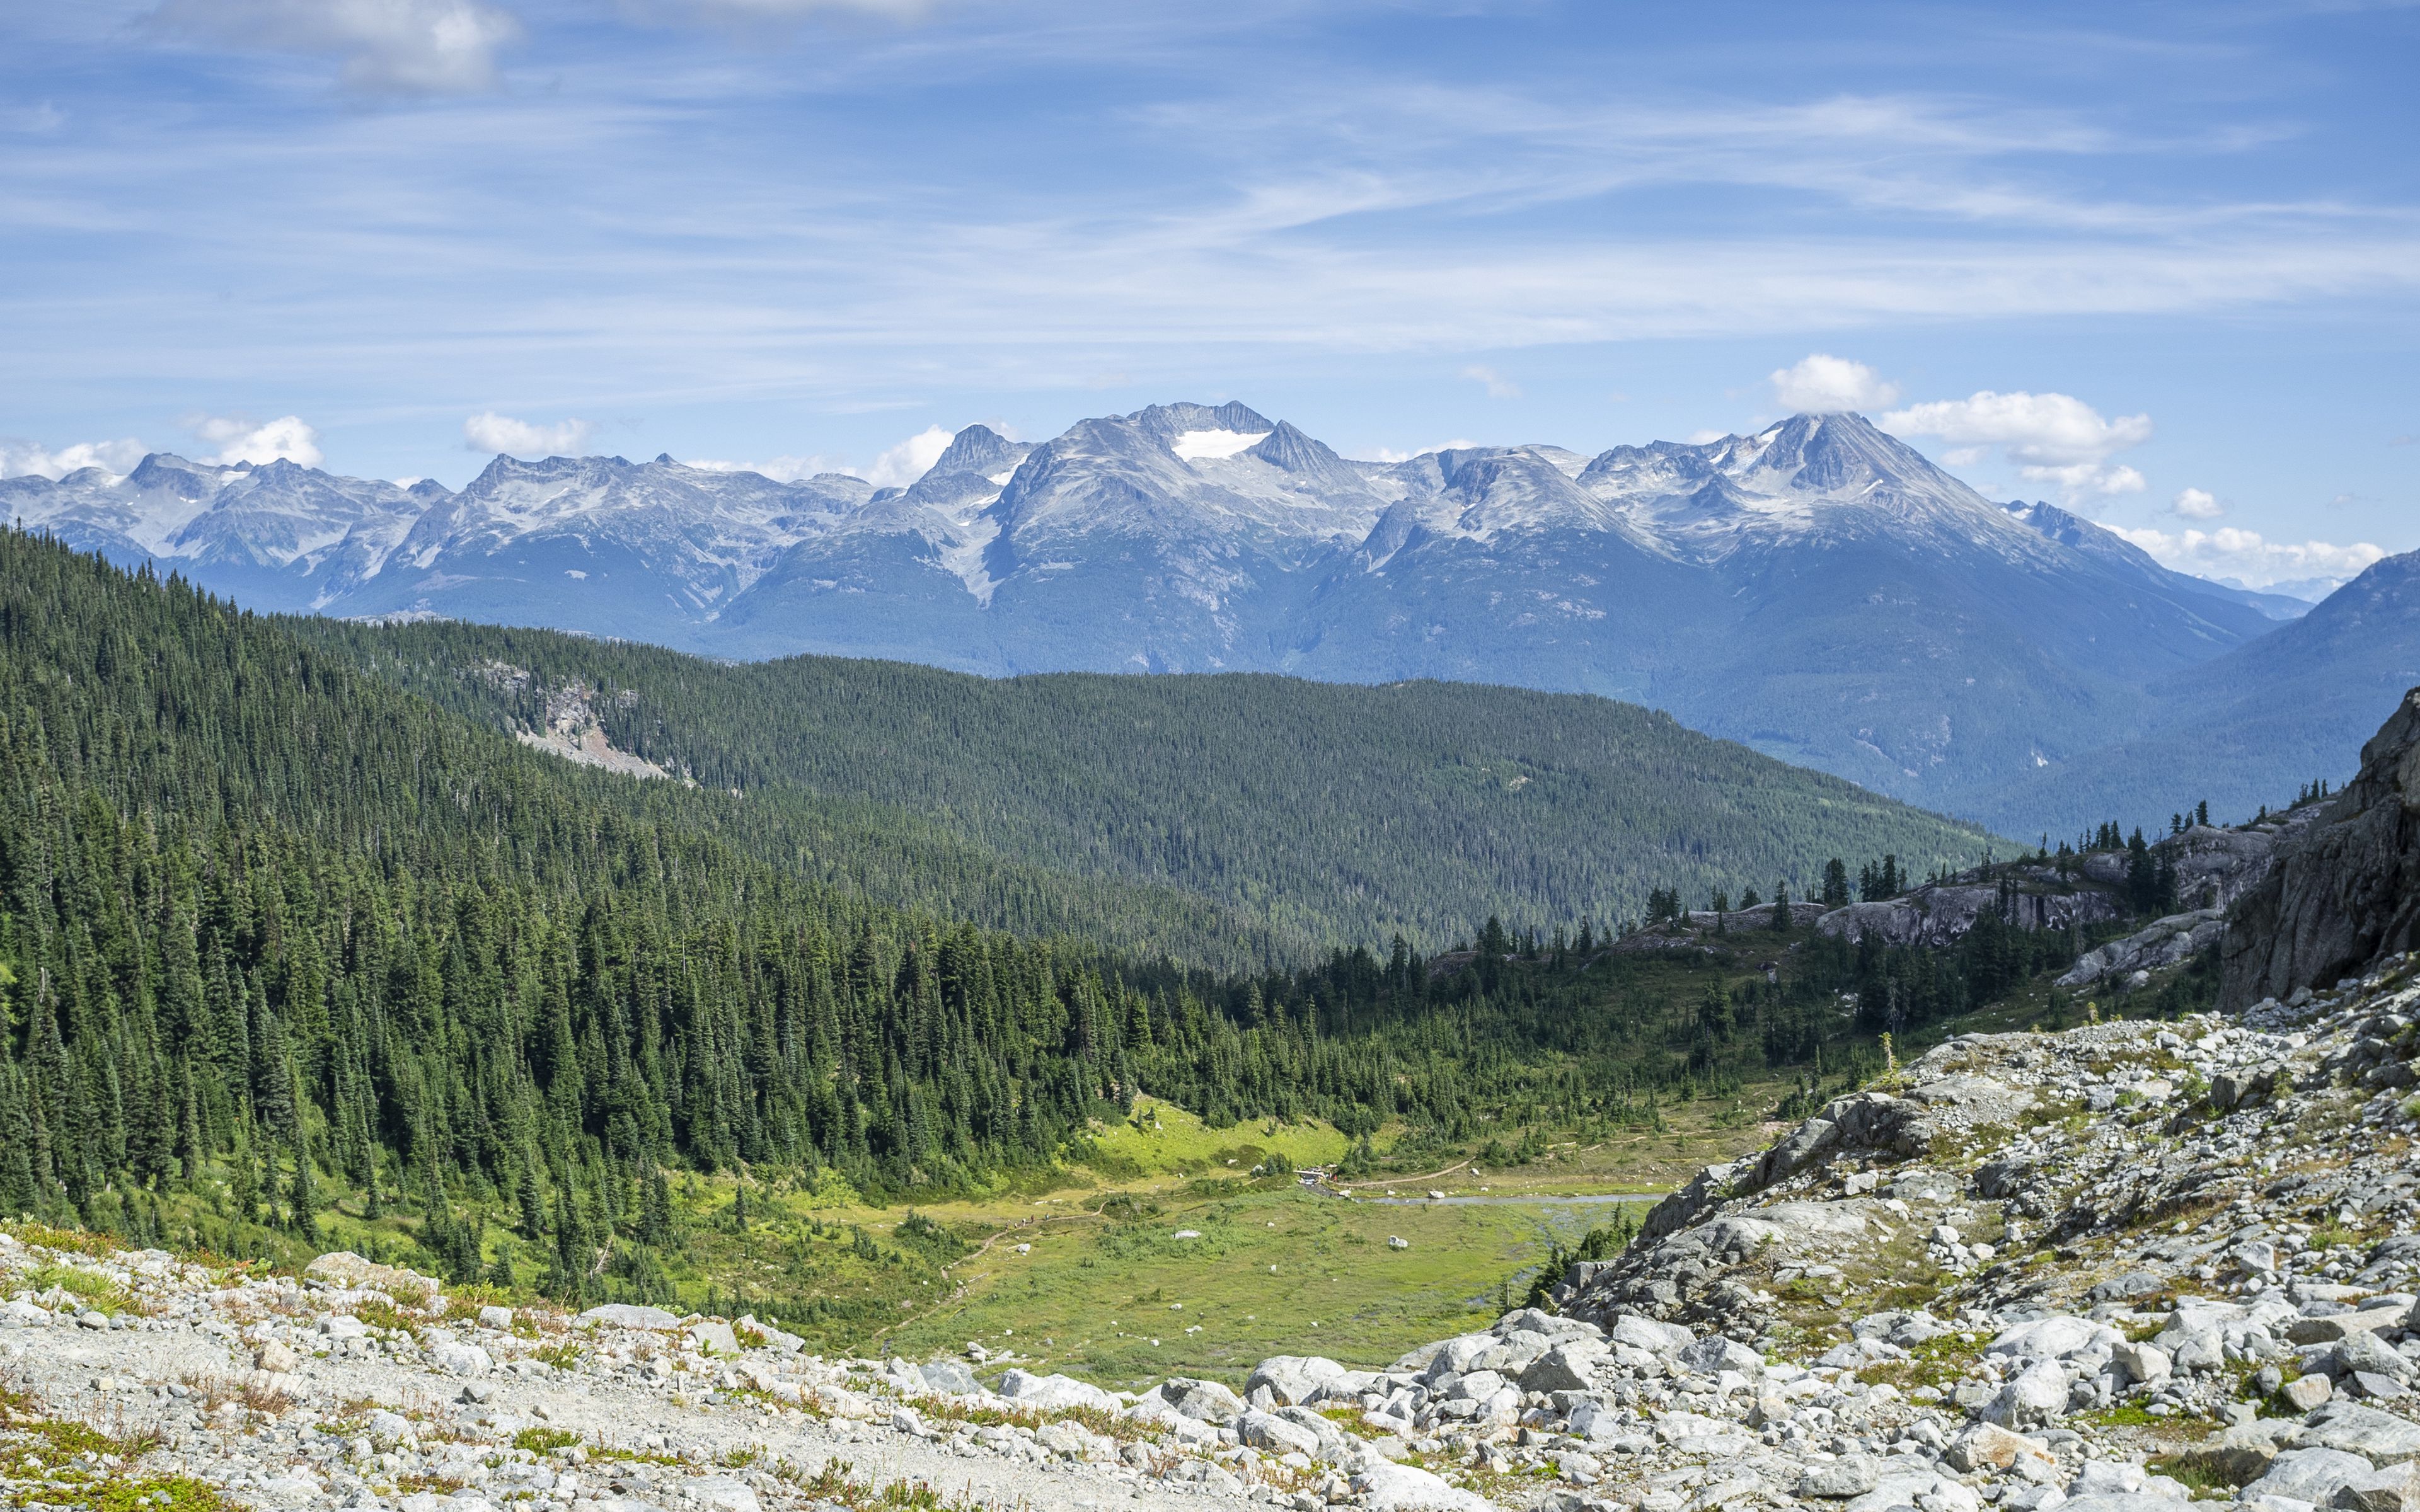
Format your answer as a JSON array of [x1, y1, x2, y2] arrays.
[[1985, 547, 2420, 837]]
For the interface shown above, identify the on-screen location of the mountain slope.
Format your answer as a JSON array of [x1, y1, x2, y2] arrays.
[[2005, 499, 2310, 622], [301, 614, 2002, 959], [1282, 416, 2276, 808], [0, 527, 2013, 1285], [1986, 548, 2420, 836]]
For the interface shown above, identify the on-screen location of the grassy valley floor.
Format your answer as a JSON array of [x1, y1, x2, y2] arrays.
[[83, 953, 2199, 1389], [567, 1082, 1798, 1387]]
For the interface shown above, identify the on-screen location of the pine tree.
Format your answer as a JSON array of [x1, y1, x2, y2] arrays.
[[287, 1140, 320, 1241]]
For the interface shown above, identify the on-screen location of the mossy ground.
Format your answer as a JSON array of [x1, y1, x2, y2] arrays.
[[0, 1387, 233, 1512]]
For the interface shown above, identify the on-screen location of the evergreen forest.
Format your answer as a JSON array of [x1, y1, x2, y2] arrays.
[[295, 616, 1998, 970], [0, 530, 2172, 1315]]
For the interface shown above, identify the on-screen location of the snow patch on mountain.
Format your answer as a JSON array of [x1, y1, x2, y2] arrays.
[[1171, 428, 1271, 461], [938, 510, 1005, 605]]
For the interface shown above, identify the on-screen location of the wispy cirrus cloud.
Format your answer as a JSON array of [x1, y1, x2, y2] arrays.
[[146, 0, 521, 94], [1462, 365, 1521, 400]]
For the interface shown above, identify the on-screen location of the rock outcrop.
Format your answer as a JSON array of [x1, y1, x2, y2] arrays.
[[2056, 907, 2225, 988], [1818, 878, 2124, 949], [2225, 687, 2420, 1009]]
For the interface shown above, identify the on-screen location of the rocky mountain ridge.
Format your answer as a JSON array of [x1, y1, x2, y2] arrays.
[[2223, 689, 2420, 1013], [0, 406, 2339, 828], [1598, 799, 2326, 993]]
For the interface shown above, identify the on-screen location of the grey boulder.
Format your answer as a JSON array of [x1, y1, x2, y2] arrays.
[[2249, 1448, 2382, 1506], [917, 1359, 979, 1395], [2307, 1402, 2420, 1465], [2334, 1462, 2420, 1512], [1155, 1377, 1245, 1421], [1247, 1354, 1348, 1406], [1674, 1335, 1763, 1375], [1795, 1455, 1881, 1498], [1518, 1342, 1608, 1394], [1237, 1411, 1322, 1457]]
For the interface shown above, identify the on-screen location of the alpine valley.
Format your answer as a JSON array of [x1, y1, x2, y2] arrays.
[[3, 403, 2394, 834]]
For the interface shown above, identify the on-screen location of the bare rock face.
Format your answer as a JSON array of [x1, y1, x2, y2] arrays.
[[2223, 687, 2420, 1009], [2057, 907, 2225, 988], [2161, 813, 2325, 910], [1818, 881, 2124, 949]]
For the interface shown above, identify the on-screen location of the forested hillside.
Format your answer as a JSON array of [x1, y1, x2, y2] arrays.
[[0, 531, 1197, 1264], [298, 618, 1997, 966], [0, 531, 2124, 1319]]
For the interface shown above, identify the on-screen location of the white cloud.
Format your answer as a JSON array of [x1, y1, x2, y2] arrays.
[[1770, 353, 1899, 413], [1462, 364, 1523, 400], [2107, 523, 2387, 590], [2021, 461, 2146, 497], [1881, 388, 2152, 501], [148, 0, 519, 94], [191, 414, 323, 467], [687, 454, 850, 483], [1685, 428, 1730, 445], [0, 437, 149, 479], [1881, 389, 2151, 464], [464, 412, 592, 457], [2170, 487, 2223, 520], [866, 425, 954, 489]]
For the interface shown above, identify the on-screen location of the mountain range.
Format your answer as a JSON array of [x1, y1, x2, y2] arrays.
[[4, 402, 2395, 834]]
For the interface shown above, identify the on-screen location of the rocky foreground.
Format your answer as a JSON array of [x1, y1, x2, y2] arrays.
[[6, 962, 2419, 1512]]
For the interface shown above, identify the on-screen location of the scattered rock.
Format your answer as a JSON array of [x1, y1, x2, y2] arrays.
[[1351, 1462, 1492, 1512], [304, 1251, 442, 1302], [1245, 1355, 1347, 1407], [993, 1368, 1119, 1413], [577, 1303, 681, 1330]]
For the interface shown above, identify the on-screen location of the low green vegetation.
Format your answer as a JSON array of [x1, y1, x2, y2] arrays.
[[0, 1387, 228, 1512]]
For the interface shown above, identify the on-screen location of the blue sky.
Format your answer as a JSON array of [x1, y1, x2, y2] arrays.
[[2, 0, 2414, 589]]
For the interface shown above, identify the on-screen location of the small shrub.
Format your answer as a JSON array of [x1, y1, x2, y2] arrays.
[[1855, 1333, 1986, 1395], [510, 1428, 582, 1454], [531, 1340, 585, 1370]]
